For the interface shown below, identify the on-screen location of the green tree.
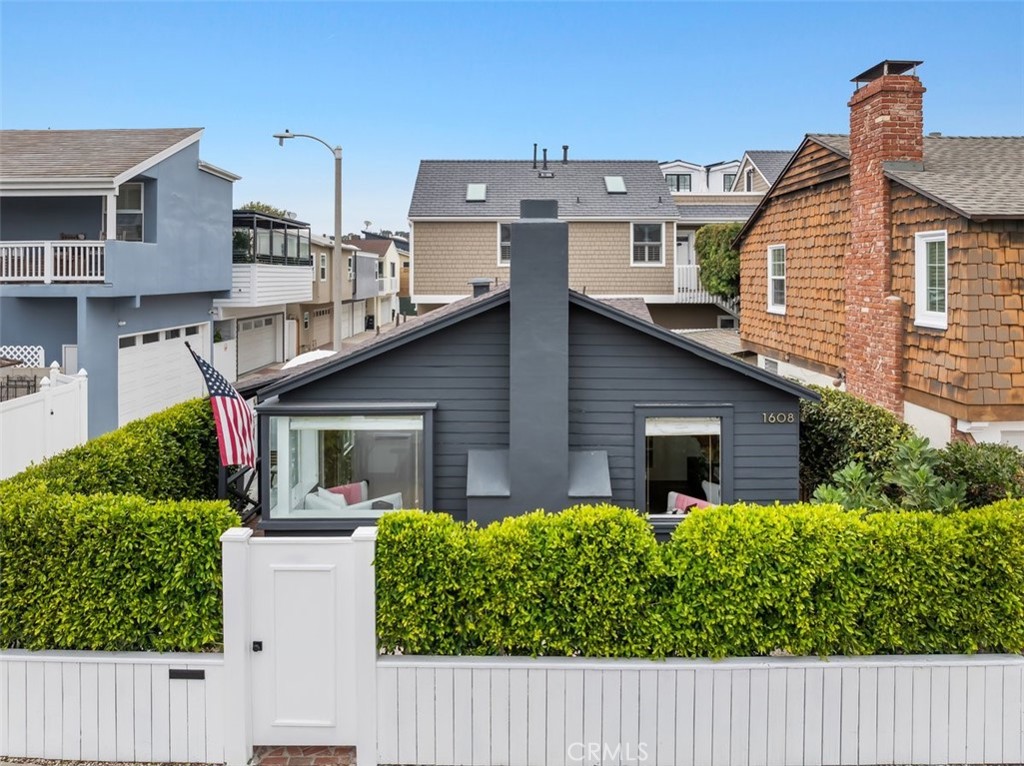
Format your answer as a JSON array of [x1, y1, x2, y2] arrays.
[[694, 222, 743, 300], [239, 200, 290, 218]]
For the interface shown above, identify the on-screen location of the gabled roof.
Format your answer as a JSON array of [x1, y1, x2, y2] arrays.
[[0, 128, 202, 181], [743, 150, 795, 185], [257, 283, 817, 402], [409, 160, 679, 219], [343, 237, 394, 257]]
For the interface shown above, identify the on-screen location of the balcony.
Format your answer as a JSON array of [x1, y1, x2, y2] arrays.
[[215, 211, 314, 307], [0, 241, 105, 284], [674, 264, 717, 304], [377, 276, 398, 295]]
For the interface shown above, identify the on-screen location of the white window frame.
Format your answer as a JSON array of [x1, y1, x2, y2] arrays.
[[631, 222, 665, 266], [319, 253, 328, 281], [103, 182, 145, 241], [497, 222, 512, 266], [767, 244, 786, 314], [915, 230, 948, 330]]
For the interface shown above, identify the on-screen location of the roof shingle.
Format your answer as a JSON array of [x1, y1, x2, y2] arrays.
[[745, 150, 795, 185]]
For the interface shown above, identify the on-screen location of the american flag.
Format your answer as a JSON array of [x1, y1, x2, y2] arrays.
[[186, 343, 256, 467]]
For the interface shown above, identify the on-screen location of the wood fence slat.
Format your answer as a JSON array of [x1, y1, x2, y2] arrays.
[[1001, 665, 1022, 764], [78, 664, 98, 761], [132, 665, 152, 763], [928, 666, 949, 765], [984, 665, 1003, 763], [185, 669, 206, 763], [396, 662, 417, 766], [167, 670, 188, 763], [765, 668, 786, 766], [470, 668, 491, 766], [150, 663, 171, 763], [820, 667, 841, 766], [43, 661, 63, 758], [490, 668, 510, 766], [527, 668, 547, 766], [729, 669, 750, 766], [453, 668, 473, 766], [747, 668, 769, 766], [545, 670, 566, 766], [965, 665, 986, 764], [839, 667, 859, 766], [893, 666, 914, 765]]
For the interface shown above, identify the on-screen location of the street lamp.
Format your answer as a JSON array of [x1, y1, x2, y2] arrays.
[[273, 129, 345, 351]]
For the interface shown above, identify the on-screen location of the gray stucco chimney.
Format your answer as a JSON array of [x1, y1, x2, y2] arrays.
[[507, 199, 570, 514]]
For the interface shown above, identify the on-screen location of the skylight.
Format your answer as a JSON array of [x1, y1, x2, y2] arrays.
[[466, 183, 487, 202], [604, 176, 627, 194]]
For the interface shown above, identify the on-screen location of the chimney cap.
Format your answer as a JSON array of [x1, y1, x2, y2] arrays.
[[851, 60, 923, 84]]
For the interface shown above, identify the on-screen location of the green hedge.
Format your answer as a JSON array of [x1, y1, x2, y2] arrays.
[[376, 502, 1024, 658], [0, 398, 220, 500], [0, 484, 237, 651]]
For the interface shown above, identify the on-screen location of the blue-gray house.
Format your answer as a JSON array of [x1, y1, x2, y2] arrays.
[[0, 128, 239, 436], [254, 201, 816, 534]]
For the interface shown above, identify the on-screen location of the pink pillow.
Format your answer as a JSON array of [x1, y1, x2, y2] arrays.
[[328, 481, 366, 504], [674, 493, 711, 512]]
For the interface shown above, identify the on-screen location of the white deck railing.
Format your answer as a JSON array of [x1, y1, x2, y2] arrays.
[[377, 276, 398, 294], [0, 241, 105, 283], [674, 263, 716, 303]]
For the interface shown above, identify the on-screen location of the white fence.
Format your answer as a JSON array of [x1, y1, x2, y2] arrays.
[[0, 344, 45, 367], [0, 363, 88, 478], [4, 529, 1024, 766], [0, 240, 105, 283], [378, 654, 1024, 766], [0, 651, 224, 763]]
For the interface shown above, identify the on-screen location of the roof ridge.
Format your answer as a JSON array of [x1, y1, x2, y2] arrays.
[[418, 159, 664, 164]]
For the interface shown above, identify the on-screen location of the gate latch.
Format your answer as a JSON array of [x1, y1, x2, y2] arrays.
[[252, 640, 263, 652]]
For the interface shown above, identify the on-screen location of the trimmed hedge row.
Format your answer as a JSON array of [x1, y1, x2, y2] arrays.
[[0, 484, 237, 651], [0, 398, 220, 500], [376, 502, 1024, 658]]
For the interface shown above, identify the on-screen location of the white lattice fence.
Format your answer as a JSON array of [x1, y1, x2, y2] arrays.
[[0, 344, 45, 367]]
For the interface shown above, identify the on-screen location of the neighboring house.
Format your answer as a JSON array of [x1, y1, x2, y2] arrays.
[[254, 201, 815, 535], [731, 150, 794, 194], [288, 235, 378, 354], [361, 229, 413, 314], [736, 60, 1024, 448], [214, 209, 314, 376], [343, 236, 404, 330], [408, 155, 718, 328], [0, 128, 238, 436]]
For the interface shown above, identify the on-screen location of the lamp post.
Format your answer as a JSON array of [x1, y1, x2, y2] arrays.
[[272, 129, 344, 351]]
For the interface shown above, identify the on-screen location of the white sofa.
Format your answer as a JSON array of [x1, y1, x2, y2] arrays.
[[301, 486, 404, 519]]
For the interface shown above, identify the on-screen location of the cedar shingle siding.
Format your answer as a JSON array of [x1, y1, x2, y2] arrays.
[[891, 184, 1024, 417]]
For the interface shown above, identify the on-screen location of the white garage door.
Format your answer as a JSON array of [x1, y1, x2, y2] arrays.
[[312, 308, 332, 348], [237, 315, 279, 374], [118, 324, 209, 426]]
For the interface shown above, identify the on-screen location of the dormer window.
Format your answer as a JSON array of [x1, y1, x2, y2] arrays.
[[666, 174, 691, 193], [723, 173, 736, 192], [604, 176, 627, 194], [466, 183, 487, 202]]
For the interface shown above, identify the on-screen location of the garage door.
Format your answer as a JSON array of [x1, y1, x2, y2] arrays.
[[311, 308, 332, 348], [118, 324, 208, 426], [237, 315, 279, 374]]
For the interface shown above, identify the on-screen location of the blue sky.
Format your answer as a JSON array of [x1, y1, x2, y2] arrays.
[[2, 2, 1022, 234]]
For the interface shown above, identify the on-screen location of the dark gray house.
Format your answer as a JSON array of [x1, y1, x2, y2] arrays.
[[255, 201, 816, 534]]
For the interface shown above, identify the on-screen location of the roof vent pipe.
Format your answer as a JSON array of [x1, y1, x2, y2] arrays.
[[533, 143, 538, 170], [542, 148, 548, 170], [562, 145, 569, 164]]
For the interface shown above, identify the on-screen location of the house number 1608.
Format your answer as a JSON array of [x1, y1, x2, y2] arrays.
[[762, 412, 795, 423]]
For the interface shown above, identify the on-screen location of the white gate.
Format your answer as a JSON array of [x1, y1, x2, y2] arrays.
[[220, 529, 377, 766]]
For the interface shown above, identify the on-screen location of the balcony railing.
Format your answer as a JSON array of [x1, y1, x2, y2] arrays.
[[1, 241, 105, 284], [674, 264, 716, 304], [377, 276, 398, 294]]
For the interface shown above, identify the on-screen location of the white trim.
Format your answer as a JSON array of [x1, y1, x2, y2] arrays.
[[630, 221, 665, 267], [112, 130, 203, 186], [914, 230, 948, 330], [198, 159, 241, 182], [408, 294, 469, 305], [319, 253, 328, 282], [664, 172, 693, 193], [767, 243, 786, 314], [659, 159, 704, 172], [496, 221, 510, 267], [677, 217, 755, 224], [674, 193, 762, 200], [407, 216, 670, 223], [591, 293, 676, 303]]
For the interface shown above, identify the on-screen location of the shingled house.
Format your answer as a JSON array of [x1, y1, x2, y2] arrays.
[[736, 61, 1024, 448], [256, 201, 815, 535]]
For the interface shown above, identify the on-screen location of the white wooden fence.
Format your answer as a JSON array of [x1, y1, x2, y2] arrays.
[[4, 529, 1024, 766], [0, 363, 88, 479], [0, 651, 224, 763], [0, 240, 105, 283], [377, 654, 1024, 766]]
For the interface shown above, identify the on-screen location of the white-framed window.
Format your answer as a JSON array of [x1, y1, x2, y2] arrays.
[[302, 312, 310, 330], [390, 262, 396, 278], [767, 244, 786, 314], [319, 253, 327, 281], [631, 223, 664, 266], [103, 182, 144, 241], [666, 174, 692, 193], [498, 223, 511, 265], [723, 173, 736, 192], [915, 230, 948, 329]]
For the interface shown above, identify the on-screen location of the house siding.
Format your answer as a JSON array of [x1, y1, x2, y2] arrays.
[[890, 184, 1024, 418], [411, 221, 501, 296], [739, 142, 851, 372], [569, 306, 801, 508], [276, 304, 511, 519]]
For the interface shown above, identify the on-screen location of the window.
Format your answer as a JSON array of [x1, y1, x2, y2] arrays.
[[390, 262, 396, 278], [632, 223, 663, 265], [498, 223, 511, 265], [717, 315, 737, 330], [302, 312, 310, 330], [723, 173, 736, 192], [767, 245, 786, 313], [666, 174, 692, 193], [466, 183, 487, 202], [347, 256, 354, 280], [267, 412, 428, 519], [319, 254, 328, 281], [165, 328, 181, 339], [185, 325, 200, 336], [915, 231, 948, 329], [142, 332, 160, 344], [641, 414, 723, 514], [745, 169, 754, 192], [118, 336, 136, 349], [114, 182, 144, 241]]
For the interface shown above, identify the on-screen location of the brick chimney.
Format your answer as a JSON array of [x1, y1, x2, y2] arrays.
[[844, 60, 925, 416]]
